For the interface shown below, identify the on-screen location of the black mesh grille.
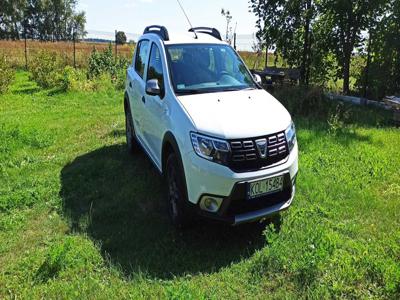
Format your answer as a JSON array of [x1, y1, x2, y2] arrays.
[[228, 131, 289, 172], [227, 189, 291, 215]]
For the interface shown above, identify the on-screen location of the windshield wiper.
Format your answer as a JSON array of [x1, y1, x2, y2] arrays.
[[176, 87, 256, 96], [175, 89, 223, 95], [220, 87, 256, 92], [175, 89, 206, 95]]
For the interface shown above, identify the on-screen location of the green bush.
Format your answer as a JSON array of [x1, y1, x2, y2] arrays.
[[87, 44, 128, 90], [29, 51, 65, 89], [62, 66, 115, 92], [62, 66, 91, 92], [0, 55, 15, 94]]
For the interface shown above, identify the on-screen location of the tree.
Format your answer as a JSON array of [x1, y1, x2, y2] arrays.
[[357, 0, 399, 99], [0, 0, 86, 41], [319, 0, 387, 95], [0, 0, 26, 39], [249, 0, 318, 84], [249, 0, 280, 68], [221, 8, 233, 44], [116, 31, 127, 45]]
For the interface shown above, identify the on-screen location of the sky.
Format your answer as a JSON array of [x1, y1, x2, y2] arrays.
[[77, 0, 258, 36]]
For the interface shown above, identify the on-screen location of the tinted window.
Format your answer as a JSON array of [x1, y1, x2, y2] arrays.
[[166, 44, 256, 95], [135, 40, 150, 78], [147, 44, 165, 97]]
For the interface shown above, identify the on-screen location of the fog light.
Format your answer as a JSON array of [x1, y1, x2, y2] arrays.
[[199, 196, 223, 213]]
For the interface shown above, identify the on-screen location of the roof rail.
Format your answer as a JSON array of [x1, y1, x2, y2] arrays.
[[189, 27, 222, 41], [143, 25, 170, 41]]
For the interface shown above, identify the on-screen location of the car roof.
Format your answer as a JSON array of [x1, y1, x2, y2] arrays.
[[141, 32, 227, 46]]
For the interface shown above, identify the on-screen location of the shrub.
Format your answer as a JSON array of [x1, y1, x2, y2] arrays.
[[273, 86, 330, 118], [29, 51, 65, 89], [62, 66, 115, 92], [62, 66, 91, 92], [91, 72, 115, 92], [87, 44, 128, 90], [0, 55, 15, 94]]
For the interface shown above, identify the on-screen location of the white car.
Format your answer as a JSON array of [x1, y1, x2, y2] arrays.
[[124, 25, 298, 227]]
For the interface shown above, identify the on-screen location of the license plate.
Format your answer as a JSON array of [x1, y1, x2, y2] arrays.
[[248, 175, 284, 199]]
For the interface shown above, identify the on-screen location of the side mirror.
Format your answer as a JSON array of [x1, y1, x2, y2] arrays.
[[253, 74, 262, 85], [146, 79, 161, 96]]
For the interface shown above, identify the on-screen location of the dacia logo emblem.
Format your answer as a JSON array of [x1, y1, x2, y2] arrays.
[[255, 138, 268, 158]]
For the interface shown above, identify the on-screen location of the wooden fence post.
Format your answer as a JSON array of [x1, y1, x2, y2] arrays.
[[115, 30, 118, 58], [73, 27, 76, 68], [24, 25, 28, 70]]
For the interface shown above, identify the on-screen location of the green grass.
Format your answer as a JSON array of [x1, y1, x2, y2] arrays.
[[0, 71, 399, 299]]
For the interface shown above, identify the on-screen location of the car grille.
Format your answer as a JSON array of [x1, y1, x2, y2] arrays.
[[228, 131, 289, 172]]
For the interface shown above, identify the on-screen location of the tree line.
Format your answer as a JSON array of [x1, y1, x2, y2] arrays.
[[250, 0, 400, 98], [0, 0, 86, 41]]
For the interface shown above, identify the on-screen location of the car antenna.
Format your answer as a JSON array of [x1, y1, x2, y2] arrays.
[[176, 0, 198, 39]]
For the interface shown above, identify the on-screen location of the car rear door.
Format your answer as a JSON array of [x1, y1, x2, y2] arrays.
[[126, 39, 150, 144]]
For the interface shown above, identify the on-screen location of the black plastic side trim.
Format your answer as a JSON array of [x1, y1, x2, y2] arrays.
[[162, 132, 192, 209]]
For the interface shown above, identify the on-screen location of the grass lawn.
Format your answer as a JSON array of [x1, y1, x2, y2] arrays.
[[0, 72, 399, 299]]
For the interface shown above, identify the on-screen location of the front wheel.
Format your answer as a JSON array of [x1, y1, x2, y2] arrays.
[[165, 153, 192, 228]]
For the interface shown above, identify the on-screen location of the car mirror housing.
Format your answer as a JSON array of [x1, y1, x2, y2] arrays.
[[146, 79, 161, 96]]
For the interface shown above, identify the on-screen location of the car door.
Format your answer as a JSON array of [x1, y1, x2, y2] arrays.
[[142, 42, 168, 165], [126, 39, 150, 144]]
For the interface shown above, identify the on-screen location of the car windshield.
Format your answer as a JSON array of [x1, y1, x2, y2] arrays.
[[166, 44, 257, 95]]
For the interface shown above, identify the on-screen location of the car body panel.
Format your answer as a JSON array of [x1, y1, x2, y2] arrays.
[[177, 89, 292, 139]]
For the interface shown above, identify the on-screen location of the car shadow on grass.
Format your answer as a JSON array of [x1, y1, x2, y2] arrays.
[[60, 144, 267, 279]]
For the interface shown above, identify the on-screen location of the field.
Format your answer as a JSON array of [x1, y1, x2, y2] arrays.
[[0, 71, 399, 299], [0, 40, 135, 68]]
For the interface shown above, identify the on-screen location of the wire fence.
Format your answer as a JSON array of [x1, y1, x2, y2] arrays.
[[0, 39, 135, 69]]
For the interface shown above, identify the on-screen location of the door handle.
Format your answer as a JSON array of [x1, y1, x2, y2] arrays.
[[142, 96, 146, 104]]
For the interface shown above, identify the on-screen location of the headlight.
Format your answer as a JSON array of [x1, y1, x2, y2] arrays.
[[190, 132, 230, 165], [285, 121, 297, 152]]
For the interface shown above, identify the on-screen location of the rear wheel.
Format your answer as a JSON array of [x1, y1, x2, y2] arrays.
[[165, 153, 192, 228], [124, 99, 137, 154]]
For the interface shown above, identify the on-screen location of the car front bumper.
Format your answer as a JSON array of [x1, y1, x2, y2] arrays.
[[182, 142, 298, 224]]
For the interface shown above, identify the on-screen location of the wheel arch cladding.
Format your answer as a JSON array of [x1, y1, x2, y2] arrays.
[[162, 131, 192, 207], [162, 131, 181, 175]]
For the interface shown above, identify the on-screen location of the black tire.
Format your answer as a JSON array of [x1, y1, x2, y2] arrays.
[[124, 99, 137, 154], [165, 153, 192, 228]]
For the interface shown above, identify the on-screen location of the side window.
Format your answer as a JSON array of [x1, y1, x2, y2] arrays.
[[135, 40, 150, 79], [147, 44, 165, 98]]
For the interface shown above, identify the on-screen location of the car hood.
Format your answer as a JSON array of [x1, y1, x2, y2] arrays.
[[177, 89, 292, 139]]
